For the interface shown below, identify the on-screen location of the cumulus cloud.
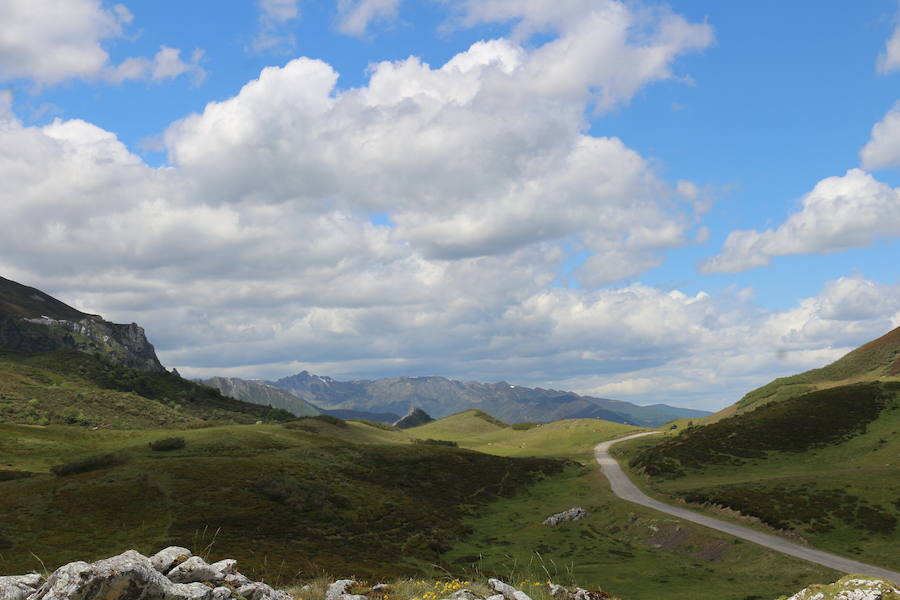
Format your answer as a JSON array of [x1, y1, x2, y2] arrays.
[[0, 0, 204, 86], [877, 19, 900, 74], [12, 1, 880, 410], [455, 0, 714, 113], [336, 0, 402, 36], [252, 0, 300, 53], [164, 8, 708, 264], [702, 169, 900, 273], [860, 102, 900, 170]]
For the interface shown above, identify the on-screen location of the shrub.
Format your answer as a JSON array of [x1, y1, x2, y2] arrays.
[[511, 422, 540, 431], [413, 438, 459, 447], [149, 436, 186, 451], [50, 453, 125, 477]]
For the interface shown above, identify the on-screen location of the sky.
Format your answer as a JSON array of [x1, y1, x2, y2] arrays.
[[2, 0, 900, 411]]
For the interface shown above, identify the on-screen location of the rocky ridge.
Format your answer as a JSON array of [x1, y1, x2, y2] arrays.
[[0, 276, 165, 372]]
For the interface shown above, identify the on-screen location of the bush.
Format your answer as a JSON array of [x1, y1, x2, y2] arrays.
[[511, 422, 540, 431], [149, 436, 186, 451], [413, 438, 459, 447], [50, 453, 125, 477]]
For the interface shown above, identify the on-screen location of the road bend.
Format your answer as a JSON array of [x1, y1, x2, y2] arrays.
[[595, 432, 900, 582]]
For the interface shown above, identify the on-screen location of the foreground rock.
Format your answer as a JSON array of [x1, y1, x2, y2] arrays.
[[543, 507, 587, 526], [0, 548, 289, 600], [780, 575, 899, 600]]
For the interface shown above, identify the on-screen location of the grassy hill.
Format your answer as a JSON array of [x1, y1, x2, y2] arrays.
[[412, 409, 640, 462], [0, 350, 295, 428], [621, 380, 900, 569], [716, 324, 900, 420]]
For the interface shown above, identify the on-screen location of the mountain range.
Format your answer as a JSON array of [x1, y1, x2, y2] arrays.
[[256, 370, 709, 427]]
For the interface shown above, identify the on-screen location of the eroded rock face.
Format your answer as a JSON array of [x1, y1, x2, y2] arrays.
[[782, 575, 900, 600]]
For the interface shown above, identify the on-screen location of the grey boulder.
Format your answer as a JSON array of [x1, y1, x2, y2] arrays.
[[150, 547, 193, 574], [31, 550, 225, 600], [543, 508, 587, 526], [167, 557, 229, 584], [0, 574, 44, 600]]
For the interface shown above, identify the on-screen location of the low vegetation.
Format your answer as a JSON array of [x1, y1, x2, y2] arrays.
[[619, 382, 900, 569]]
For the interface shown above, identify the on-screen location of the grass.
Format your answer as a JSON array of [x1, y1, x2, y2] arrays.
[[0, 350, 295, 428], [618, 382, 900, 570], [0, 420, 564, 580], [0, 400, 873, 600]]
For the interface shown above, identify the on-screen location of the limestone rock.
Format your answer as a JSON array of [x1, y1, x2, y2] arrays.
[[150, 546, 193, 573], [224, 572, 251, 588], [237, 582, 292, 600], [488, 579, 532, 600], [485, 594, 504, 600], [31, 550, 224, 600], [168, 556, 228, 584], [326, 580, 357, 600], [543, 507, 587, 526], [449, 589, 478, 600], [548, 584, 567, 599], [782, 575, 900, 600], [0, 574, 44, 600]]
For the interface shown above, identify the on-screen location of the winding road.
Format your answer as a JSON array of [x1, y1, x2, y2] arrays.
[[595, 432, 900, 581]]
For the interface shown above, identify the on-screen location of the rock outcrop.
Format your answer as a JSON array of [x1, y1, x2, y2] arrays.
[[780, 575, 899, 600], [0, 547, 289, 600], [543, 507, 587, 526], [0, 276, 165, 372]]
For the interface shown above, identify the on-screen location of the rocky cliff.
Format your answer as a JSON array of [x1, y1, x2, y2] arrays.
[[0, 276, 165, 372]]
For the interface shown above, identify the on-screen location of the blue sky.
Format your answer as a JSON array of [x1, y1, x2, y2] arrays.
[[2, 0, 900, 409]]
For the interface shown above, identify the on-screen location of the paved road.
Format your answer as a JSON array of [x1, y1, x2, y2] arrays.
[[595, 432, 900, 582]]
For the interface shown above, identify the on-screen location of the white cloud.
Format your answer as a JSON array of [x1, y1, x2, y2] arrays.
[[0, 0, 205, 86], [336, 0, 402, 36], [877, 19, 900, 74], [253, 0, 300, 53], [860, 102, 900, 170], [14, 1, 873, 411], [455, 0, 714, 113], [702, 169, 900, 273]]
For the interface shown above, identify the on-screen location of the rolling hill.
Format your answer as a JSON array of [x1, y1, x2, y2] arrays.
[[265, 370, 709, 427], [718, 324, 900, 419], [622, 326, 900, 570]]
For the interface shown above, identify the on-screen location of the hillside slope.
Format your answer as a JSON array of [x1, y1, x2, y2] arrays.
[[0, 276, 164, 372], [722, 324, 900, 418], [267, 371, 709, 427], [624, 382, 899, 569], [0, 350, 296, 428]]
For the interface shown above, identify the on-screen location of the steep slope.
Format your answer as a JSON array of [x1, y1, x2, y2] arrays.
[[0, 276, 164, 372], [723, 324, 900, 418], [269, 371, 708, 427], [0, 350, 296, 428], [202, 376, 320, 417]]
